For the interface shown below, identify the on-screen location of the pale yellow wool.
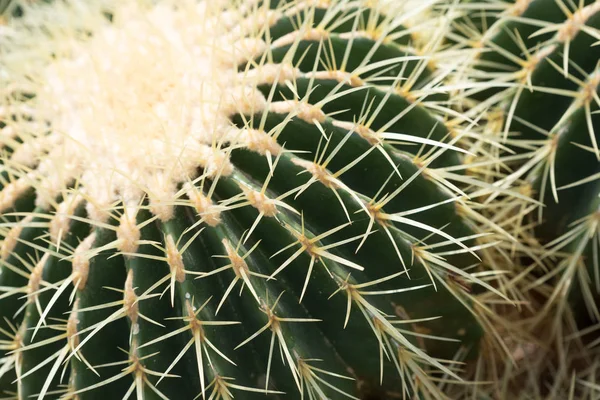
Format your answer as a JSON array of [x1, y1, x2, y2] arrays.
[[0, 214, 31, 260], [1, 0, 270, 222], [71, 231, 97, 290]]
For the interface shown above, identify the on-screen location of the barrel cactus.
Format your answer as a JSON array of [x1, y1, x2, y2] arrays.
[[456, 0, 600, 331], [444, 0, 600, 397], [0, 0, 526, 399]]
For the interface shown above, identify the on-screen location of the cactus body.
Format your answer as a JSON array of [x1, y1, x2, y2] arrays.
[[0, 1, 518, 399], [455, 0, 600, 330], [446, 0, 600, 399]]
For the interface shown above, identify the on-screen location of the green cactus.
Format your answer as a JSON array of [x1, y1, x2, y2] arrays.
[[0, 0, 529, 399], [442, 1, 600, 395], [468, 0, 600, 326]]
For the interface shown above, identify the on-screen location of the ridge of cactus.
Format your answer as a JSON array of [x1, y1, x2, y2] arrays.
[[0, 1, 529, 399]]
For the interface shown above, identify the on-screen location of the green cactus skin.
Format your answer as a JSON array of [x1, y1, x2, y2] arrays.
[[0, 1, 519, 399], [454, 0, 600, 337]]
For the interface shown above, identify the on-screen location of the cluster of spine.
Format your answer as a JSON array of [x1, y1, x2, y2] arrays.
[[448, 0, 600, 397], [0, 0, 525, 399]]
